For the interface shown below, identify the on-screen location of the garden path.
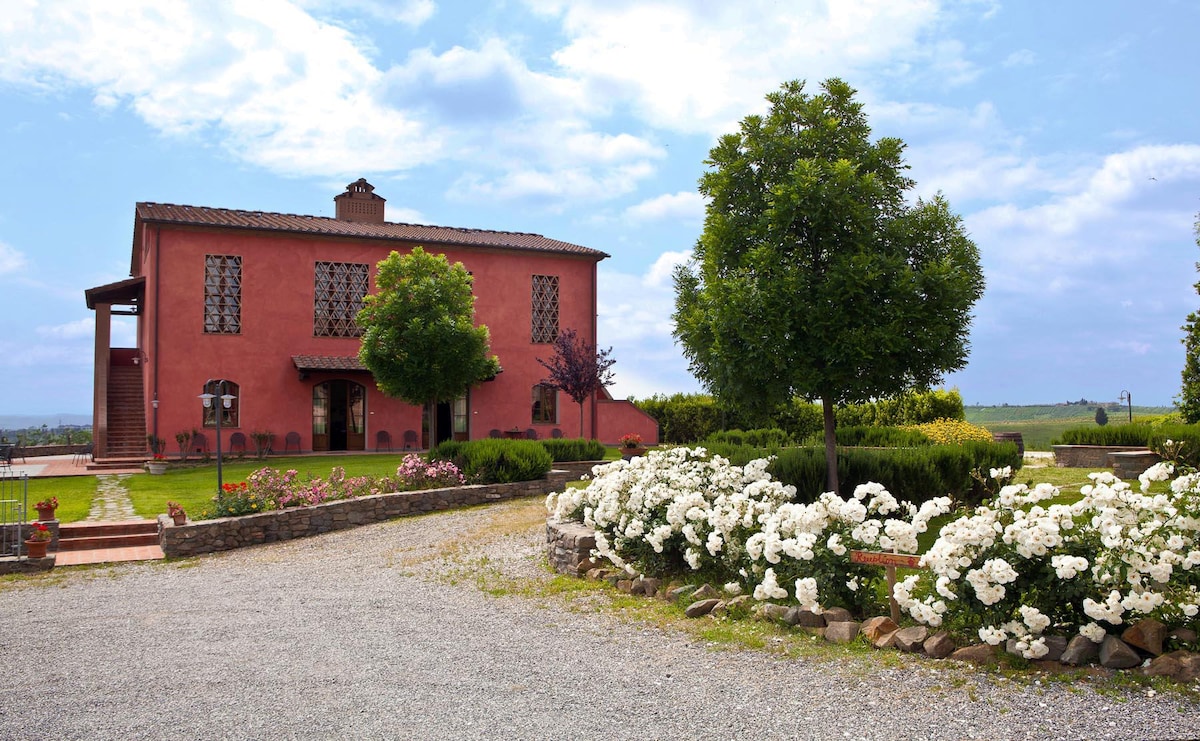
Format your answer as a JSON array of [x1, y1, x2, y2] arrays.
[[87, 474, 137, 521]]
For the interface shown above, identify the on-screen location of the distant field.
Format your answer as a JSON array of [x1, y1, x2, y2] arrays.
[[963, 405, 1176, 451]]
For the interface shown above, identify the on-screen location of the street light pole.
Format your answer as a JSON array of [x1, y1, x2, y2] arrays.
[[199, 380, 237, 496], [1119, 390, 1132, 424]]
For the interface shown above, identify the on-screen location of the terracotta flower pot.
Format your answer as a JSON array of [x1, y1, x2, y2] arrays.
[[35, 506, 56, 522], [171, 513, 186, 526], [621, 446, 647, 460], [25, 539, 50, 559]]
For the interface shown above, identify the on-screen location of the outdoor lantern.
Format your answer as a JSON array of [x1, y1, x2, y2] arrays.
[[199, 381, 237, 495]]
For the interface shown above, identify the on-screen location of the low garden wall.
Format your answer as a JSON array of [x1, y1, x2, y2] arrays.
[[552, 460, 606, 481], [159, 470, 570, 558], [1053, 445, 1150, 468]]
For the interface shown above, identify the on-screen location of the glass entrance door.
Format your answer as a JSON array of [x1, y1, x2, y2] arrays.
[[312, 380, 366, 451]]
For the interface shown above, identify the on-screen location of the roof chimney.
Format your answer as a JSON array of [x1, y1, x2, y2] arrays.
[[334, 178, 386, 223]]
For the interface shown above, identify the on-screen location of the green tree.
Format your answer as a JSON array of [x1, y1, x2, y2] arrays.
[[1180, 214, 1200, 423], [357, 247, 501, 443], [1094, 406, 1108, 426], [673, 78, 985, 494]]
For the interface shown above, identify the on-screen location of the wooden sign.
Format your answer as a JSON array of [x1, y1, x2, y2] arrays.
[[849, 550, 924, 569], [849, 549, 925, 623]]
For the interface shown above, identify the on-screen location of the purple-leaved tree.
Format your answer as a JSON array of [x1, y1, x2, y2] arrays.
[[537, 328, 616, 437]]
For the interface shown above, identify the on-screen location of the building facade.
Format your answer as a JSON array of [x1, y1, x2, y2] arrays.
[[84, 179, 657, 462]]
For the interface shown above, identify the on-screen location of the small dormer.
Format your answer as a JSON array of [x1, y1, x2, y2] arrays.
[[334, 178, 386, 223]]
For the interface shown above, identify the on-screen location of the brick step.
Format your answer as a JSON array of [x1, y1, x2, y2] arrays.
[[88, 458, 147, 470], [57, 533, 161, 551], [58, 521, 157, 538]]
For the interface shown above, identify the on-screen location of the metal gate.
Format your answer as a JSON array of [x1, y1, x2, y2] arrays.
[[0, 473, 29, 559]]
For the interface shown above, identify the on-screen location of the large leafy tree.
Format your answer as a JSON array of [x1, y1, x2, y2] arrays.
[[673, 78, 985, 494], [357, 247, 500, 443], [1180, 214, 1200, 423], [537, 328, 617, 437]]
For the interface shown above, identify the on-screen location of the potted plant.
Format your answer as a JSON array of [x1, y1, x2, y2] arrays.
[[25, 521, 52, 559], [147, 454, 168, 475], [34, 496, 58, 521], [618, 433, 646, 459], [167, 501, 187, 526], [147, 434, 167, 456], [175, 430, 192, 462]]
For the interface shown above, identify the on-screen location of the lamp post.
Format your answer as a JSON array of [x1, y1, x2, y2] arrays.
[[199, 380, 236, 494], [1119, 390, 1132, 424]]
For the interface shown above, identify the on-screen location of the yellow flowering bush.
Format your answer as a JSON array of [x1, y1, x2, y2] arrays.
[[905, 418, 992, 445]]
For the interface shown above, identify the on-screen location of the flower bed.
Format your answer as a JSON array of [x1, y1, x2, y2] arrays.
[[547, 448, 1200, 673]]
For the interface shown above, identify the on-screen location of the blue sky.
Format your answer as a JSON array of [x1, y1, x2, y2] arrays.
[[1, 0, 1198, 416]]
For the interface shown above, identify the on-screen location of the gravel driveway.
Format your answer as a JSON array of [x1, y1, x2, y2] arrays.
[[2, 498, 1198, 741]]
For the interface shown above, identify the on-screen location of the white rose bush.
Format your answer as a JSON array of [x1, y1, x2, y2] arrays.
[[548, 447, 1200, 653], [547, 447, 951, 617]]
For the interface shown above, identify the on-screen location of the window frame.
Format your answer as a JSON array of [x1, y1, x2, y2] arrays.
[[313, 261, 370, 338], [531, 383, 557, 424], [201, 380, 240, 428], [530, 274, 559, 343], [203, 254, 242, 335]]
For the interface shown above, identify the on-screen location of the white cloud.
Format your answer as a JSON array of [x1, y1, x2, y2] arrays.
[[624, 191, 705, 224], [1002, 49, 1036, 68], [0, 241, 28, 276], [540, 0, 968, 135], [0, 1, 437, 177], [296, 0, 434, 26], [37, 318, 93, 341]]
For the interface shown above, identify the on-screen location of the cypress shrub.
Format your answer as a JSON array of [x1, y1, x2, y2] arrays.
[[429, 439, 552, 483], [540, 437, 607, 462], [1147, 425, 1200, 467]]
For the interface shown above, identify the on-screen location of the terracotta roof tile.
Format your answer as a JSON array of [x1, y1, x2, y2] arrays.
[[135, 202, 607, 259], [292, 355, 369, 372]]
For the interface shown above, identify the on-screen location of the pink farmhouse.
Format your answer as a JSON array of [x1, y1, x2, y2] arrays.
[[85, 179, 657, 463]]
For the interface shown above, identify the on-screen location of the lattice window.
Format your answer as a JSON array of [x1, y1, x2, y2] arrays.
[[532, 384, 557, 423], [531, 274, 559, 343], [314, 262, 369, 337], [204, 255, 241, 334]]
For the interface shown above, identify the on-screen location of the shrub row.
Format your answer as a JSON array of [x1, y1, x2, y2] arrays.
[[636, 389, 966, 444], [703, 440, 1020, 508], [429, 438, 552, 483], [828, 425, 931, 448], [706, 428, 793, 448], [1053, 423, 1157, 447]]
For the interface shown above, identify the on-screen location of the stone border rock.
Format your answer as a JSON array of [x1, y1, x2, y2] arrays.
[[1052, 445, 1151, 468], [548, 527, 1200, 684], [161, 471, 569, 558]]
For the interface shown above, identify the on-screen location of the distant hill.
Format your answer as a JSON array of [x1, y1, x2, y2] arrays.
[[964, 405, 1174, 424], [0, 414, 92, 430]]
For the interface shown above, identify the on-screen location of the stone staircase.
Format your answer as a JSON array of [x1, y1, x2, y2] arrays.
[[92, 365, 147, 470]]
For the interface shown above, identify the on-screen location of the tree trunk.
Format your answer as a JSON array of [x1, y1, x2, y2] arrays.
[[822, 397, 839, 495], [578, 401, 586, 438], [427, 398, 437, 450]]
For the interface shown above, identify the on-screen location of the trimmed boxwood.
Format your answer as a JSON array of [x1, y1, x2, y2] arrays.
[[831, 425, 931, 448], [428, 439, 552, 484], [539, 437, 607, 462]]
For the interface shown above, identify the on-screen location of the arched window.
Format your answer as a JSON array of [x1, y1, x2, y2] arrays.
[[532, 384, 556, 424], [202, 380, 240, 428]]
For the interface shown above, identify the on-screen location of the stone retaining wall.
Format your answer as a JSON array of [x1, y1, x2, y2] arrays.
[[1110, 451, 1161, 479], [160, 471, 569, 558], [1053, 445, 1150, 468], [552, 460, 606, 481], [546, 519, 596, 575], [6, 444, 91, 458]]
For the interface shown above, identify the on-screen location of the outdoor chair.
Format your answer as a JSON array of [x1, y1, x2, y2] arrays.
[[72, 442, 94, 466], [551, 428, 563, 439], [402, 430, 418, 450], [525, 428, 538, 440], [191, 432, 209, 455], [489, 429, 501, 438], [229, 432, 247, 456], [283, 431, 302, 453], [0, 444, 12, 470], [375, 430, 392, 452]]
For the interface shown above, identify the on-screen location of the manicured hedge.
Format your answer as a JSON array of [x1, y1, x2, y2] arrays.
[[428, 439, 552, 483], [539, 437, 607, 462]]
